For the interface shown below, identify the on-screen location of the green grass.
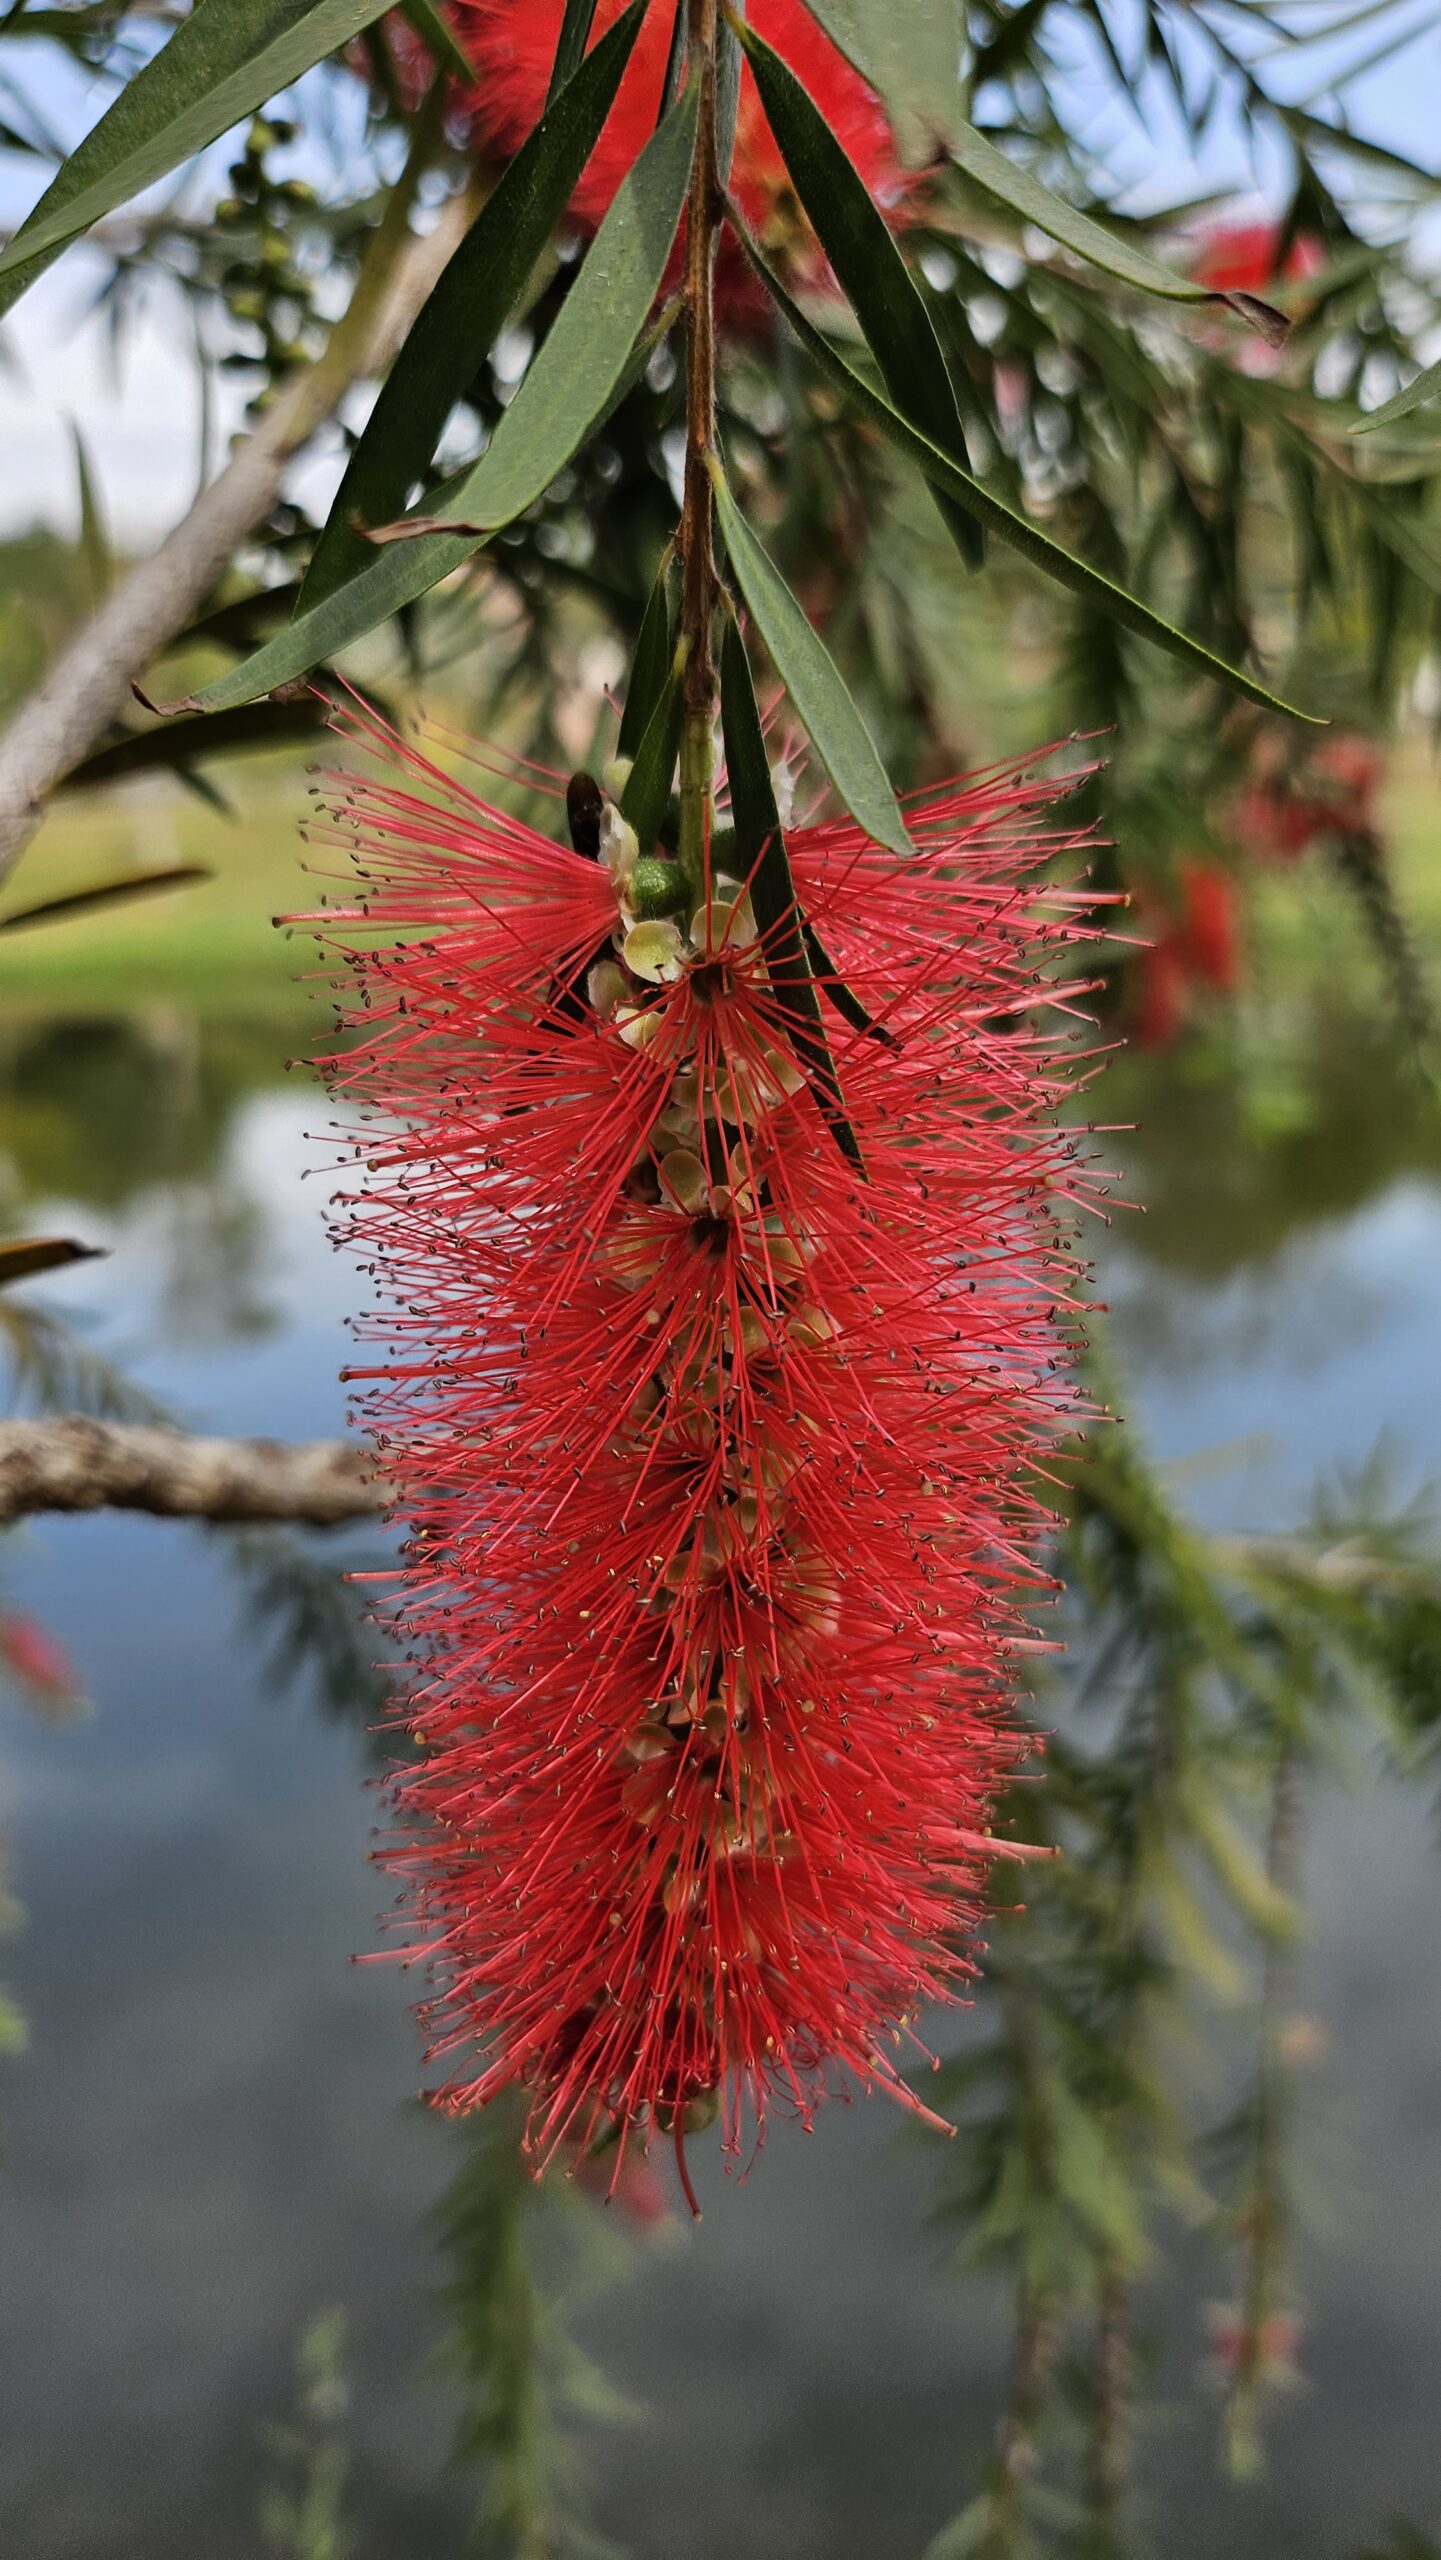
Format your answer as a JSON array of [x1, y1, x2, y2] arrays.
[[0, 748, 321, 1016]]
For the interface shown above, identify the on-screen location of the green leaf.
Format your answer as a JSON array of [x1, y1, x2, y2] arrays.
[[1277, 100, 1437, 189], [1184, 1791, 1298, 1940], [947, 118, 1286, 342], [798, 0, 963, 164], [298, 0, 649, 606], [0, 0, 393, 320], [739, 16, 984, 569], [739, 229, 1322, 724], [719, 614, 863, 1170], [712, 461, 913, 852], [397, 0, 479, 81], [0, 867, 211, 932], [1351, 355, 1441, 435], [0, 1992, 27, 2062], [660, 0, 689, 117], [615, 552, 675, 760], [69, 417, 111, 609], [63, 697, 329, 791], [0, 1237, 105, 1288], [802, 917, 895, 1046], [547, 0, 601, 103], [181, 84, 699, 715], [716, 0, 743, 186], [618, 661, 684, 851]]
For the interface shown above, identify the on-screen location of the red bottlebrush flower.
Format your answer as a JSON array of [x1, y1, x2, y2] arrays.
[[1232, 730, 1383, 865], [432, 0, 911, 325], [1207, 2305, 1302, 2381], [0, 1608, 87, 1717], [1191, 220, 1325, 298], [1130, 863, 1239, 1047], [1177, 861, 1240, 991], [1132, 933, 1186, 1050], [308, 705, 1099, 2171]]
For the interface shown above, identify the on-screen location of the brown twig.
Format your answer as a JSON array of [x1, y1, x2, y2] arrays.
[[0, 1417, 390, 1527]]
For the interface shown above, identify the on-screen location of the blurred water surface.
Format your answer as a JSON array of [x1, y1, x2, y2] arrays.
[[0, 1007, 1438, 2560]]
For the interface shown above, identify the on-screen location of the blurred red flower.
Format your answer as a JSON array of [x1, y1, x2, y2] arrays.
[[433, 0, 911, 323], [0, 1608, 87, 1716], [1192, 220, 1325, 297], [1132, 862, 1240, 1047], [1233, 732, 1382, 865]]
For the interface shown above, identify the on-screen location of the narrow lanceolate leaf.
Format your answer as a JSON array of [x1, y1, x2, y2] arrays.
[[802, 918, 895, 1045], [720, 616, 862, 1168], [548, 0, 602, 102], [712, 460, 913, 851], [716, 0, 744, 188], [0, 867, 211, 932], [1351, 355, 1441, 435], [0, 0, 393, 320], [398, 0, 480, 80], [947, 118, 1286, 343], [183, 86, 700, 715], [299, 0, 648, 606], [69, 418, 111, 607], [616, 552, 675, 761], [798, 0, 963, 164], [0, 1237, 106, 1288], [739, 18, 983, 570], [618, 661, 685, 851], [739, 231, 1321, 724], [64, 697, 329, 791]]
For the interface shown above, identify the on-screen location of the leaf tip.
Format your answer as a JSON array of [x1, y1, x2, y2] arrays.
[[1221, 290, 1290, 351], [132, 682, 199, 719]]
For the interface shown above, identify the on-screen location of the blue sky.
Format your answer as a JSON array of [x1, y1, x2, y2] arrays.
[[0, 4, 1436, 541]]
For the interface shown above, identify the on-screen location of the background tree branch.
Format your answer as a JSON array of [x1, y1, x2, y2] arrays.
[[0, 1417, 390, 1526], [0, 164, 482, 889]]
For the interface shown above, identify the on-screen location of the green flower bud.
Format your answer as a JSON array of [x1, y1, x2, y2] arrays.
[[629, 856, 687, 920]]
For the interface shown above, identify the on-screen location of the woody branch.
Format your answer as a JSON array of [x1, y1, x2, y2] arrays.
[[0, 1418, 390, 1528], [0, 150, 484, 892]]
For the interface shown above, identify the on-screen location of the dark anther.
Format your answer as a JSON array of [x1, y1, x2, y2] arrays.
[[567, 771, 605, 861]]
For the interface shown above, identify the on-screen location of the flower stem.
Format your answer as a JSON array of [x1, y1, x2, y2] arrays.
[[677, 0, 721, 900]]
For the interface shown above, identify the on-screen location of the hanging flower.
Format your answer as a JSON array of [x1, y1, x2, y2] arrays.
[[428, 0, 912, 325], [0, 1607, 88, 1719], [1190, 220, 1325, 299], [1232, 730, 1383, 866], [305, 703, 1100, 2180], [1131, 861, 1240, 1048]]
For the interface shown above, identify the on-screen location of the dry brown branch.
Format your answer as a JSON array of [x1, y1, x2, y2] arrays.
[[0, 1417, 390, 1527]]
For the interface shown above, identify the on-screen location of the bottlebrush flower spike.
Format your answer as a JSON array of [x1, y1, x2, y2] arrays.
[[0, 1607, 88, 1718], [1191, 220, 1324, 297], [304, 702, 1102, 2179], [1131, 860, 1240, 1046], [425, 0, 911, 325]]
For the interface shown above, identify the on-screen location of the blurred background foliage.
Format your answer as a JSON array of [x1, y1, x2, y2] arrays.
[[1, 2, 1440, 2555]]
